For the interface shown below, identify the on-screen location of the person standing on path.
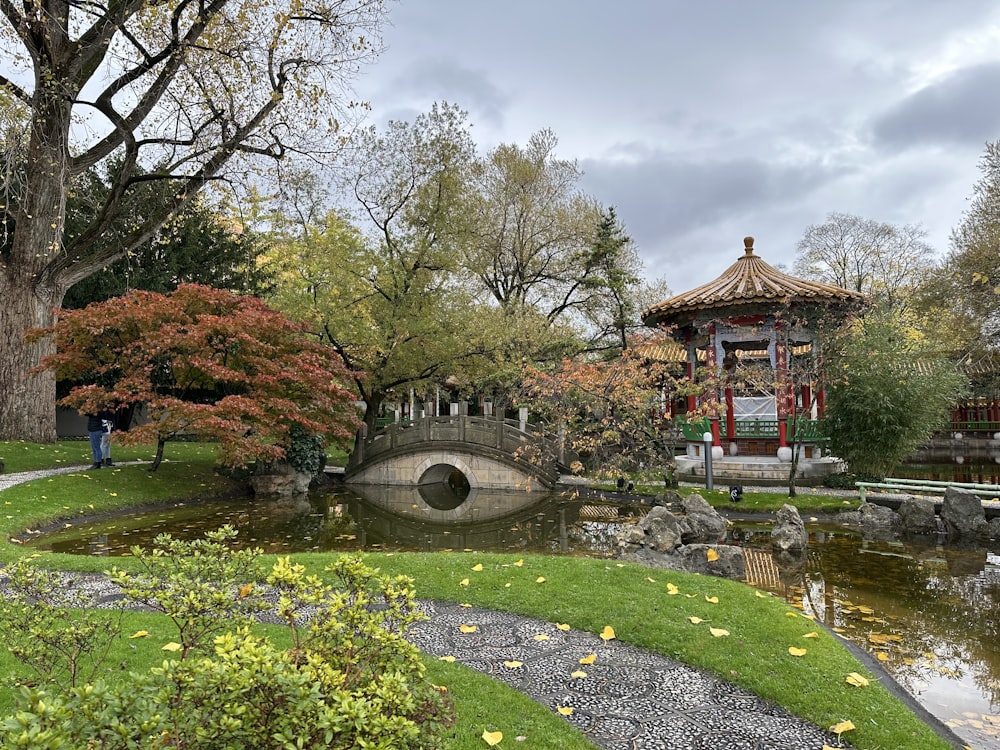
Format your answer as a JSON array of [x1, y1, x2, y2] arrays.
[[100, 414, 114, 466], [86, 409, 114, 470]]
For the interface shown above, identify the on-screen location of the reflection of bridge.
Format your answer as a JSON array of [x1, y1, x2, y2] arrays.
[[344, 415, 576, 491]]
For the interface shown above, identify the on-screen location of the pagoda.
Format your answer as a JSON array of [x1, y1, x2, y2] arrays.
[[642, 236, 865, 484]]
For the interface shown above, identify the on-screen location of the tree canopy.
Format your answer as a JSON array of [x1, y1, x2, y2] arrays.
[[0, 0, 389, 440], [30, 284, 358, 470]]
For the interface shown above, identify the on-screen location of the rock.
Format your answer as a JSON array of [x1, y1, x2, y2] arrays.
[[897, 496, 939, 535], [838, 502, 901, 531], [642, 506, 684, 552], [941, 487, 988, 539], [249, 463, 312, 496], [678, 493, 728, 544], [989, 518, 1000, 541], [771, 504, 808, 553], [676, 544, 746, 579]]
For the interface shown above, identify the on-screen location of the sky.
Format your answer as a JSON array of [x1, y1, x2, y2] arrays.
[[351, 0, 1000, 295]]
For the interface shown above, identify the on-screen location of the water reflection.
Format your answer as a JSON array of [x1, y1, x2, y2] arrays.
[[19, 487, 1000, 747]]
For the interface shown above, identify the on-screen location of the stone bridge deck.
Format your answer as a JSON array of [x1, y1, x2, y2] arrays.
[[344, 415, 575, 491]]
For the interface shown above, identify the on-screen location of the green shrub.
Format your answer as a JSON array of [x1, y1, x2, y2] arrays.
[[0, 528, 453, 749]]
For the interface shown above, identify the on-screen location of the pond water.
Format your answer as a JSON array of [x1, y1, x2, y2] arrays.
[[21, 484, 1000, 750]]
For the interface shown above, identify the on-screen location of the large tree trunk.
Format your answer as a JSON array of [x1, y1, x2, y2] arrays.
[[0, 274, 64, 442]]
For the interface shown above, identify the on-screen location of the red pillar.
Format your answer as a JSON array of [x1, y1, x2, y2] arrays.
[[816, 386, 826, 419], [801, 384, 811, 417], [706, 325, 721, 446], [725, 386, 735, 440], [775, 333, 789, 448]]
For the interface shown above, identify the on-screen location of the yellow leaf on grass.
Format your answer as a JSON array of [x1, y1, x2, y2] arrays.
[[571, 670, 587, 679], [129, 631, 149, 639], [709, 628, 729, 637], [503, 661, 523, 668], [162, 642, 183, 652], [482, 729, 503, 746], [646, 577, 656, 583], [472, 563, 483, 572], [706, 548, 719, 562], [802, 631, 819, 638], [461, 603, 472, 608], [439, 655, 456, 662], [460, 578, 470, 586], [556, 706, 574, 716], [666, 583, 679, 595], [556, 623, 570, 631], [788, 647, 807, 657], [705, 595, 719, 604], [846, 672, 869, 687], [579, 654, 596, 665], [513, 559, 524, 567], [755, 590, 768, 598], [600, 625, 616, 641], [536, 576, 546, 583], [688, 616, 705, 624], [459, 624, 477, 633], [830, 719, 856, 735]]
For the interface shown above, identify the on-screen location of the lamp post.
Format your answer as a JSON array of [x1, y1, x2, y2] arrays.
[[703, 431, 714, 491]]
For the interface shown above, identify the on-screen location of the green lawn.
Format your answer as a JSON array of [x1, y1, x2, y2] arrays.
[[0, 442, 952, 750]]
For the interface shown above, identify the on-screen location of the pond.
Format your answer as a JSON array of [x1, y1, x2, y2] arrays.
[[21, 484, 1000, 750]]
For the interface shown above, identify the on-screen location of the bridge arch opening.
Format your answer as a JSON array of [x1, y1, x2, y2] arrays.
[[417, 463, 472, 510]]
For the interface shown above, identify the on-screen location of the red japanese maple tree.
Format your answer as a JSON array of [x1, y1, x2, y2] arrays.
[[30, 284, 359, 470]]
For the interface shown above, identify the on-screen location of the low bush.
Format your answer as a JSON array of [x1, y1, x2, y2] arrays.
[[0, 528, 453, 749]]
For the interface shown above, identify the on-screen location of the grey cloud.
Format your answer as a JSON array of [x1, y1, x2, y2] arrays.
[[871, 62, 1000, 150], [377, 59, 509, 128]]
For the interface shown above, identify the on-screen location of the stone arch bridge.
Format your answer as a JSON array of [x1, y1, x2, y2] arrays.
[[343, 415, 576, 491]]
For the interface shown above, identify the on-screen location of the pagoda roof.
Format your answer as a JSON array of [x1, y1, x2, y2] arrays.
[[642, 236, 866, 327]]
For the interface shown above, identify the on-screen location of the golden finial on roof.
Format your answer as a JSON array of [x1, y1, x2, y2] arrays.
[[743, 236, 754, 255]]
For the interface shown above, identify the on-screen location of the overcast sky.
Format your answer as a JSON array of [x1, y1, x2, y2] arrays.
[[352, 1, 1000, 295]]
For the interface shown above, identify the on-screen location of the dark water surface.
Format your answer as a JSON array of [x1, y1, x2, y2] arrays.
[[22, 484, 1000, 749]]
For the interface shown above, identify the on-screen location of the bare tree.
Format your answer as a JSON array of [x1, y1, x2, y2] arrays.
[[794, 212, 936, 310], [0, 0, 389, 440]]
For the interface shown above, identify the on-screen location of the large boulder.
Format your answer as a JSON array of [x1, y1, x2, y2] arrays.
[[677, 493, 728, 544], [838, 502, 901, 531], [989, 518, 1000, 541], [897, 496, 939, 535], [641, 505, 684, 552], [676, 544, 746, 579], [249, 462, 312, 496], [941, 487, 988, 539], [771, 504, 808, 553]]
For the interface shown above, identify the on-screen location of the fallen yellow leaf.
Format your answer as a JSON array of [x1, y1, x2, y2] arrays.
[[705, 595, 719, 604], [482, 729, 503, 746], [706, 548, 719, 562], [503, 660, 523, 668], [666, 583, 679, 595], [579, 653, 596, 665], [461, 603, 472, 608], [472, 563, 483, 572], [600, 625, 616, 641], [556, 706, 574, 716], [536, 576, 546, 583], [646, 577, 656, 583], [845, 672, 869, 687], [513, 559, 524, 567], [788, 647, 807, 657], [688, 616, 705, 624], [533, 634, 550, 641], [238, 583, 253, 598], [755, 590, 768, 598], [161, 642, 182, 652], [709, 627, 729, 637], [571, 670, 587, 679], [556, 623, 570, 631], [459, 624, 477, 633], [460, 578, 470, 586], [439, 655, 456, 662], [877, 652, 890, 662], [830, 719, 856, 735], [129, 631, 149, 639], [802, 631, 819, 638]]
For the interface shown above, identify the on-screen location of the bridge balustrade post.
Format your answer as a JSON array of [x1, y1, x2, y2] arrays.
[[422, 414, 431, 441], [495, 412, 504, 449], [459, 414, 466, 442]]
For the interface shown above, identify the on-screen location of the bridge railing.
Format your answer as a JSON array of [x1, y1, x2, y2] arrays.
[[351, 414, 574, 475]]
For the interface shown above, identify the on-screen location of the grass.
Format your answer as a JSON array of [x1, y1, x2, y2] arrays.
[[0, 443, 953, 750]]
